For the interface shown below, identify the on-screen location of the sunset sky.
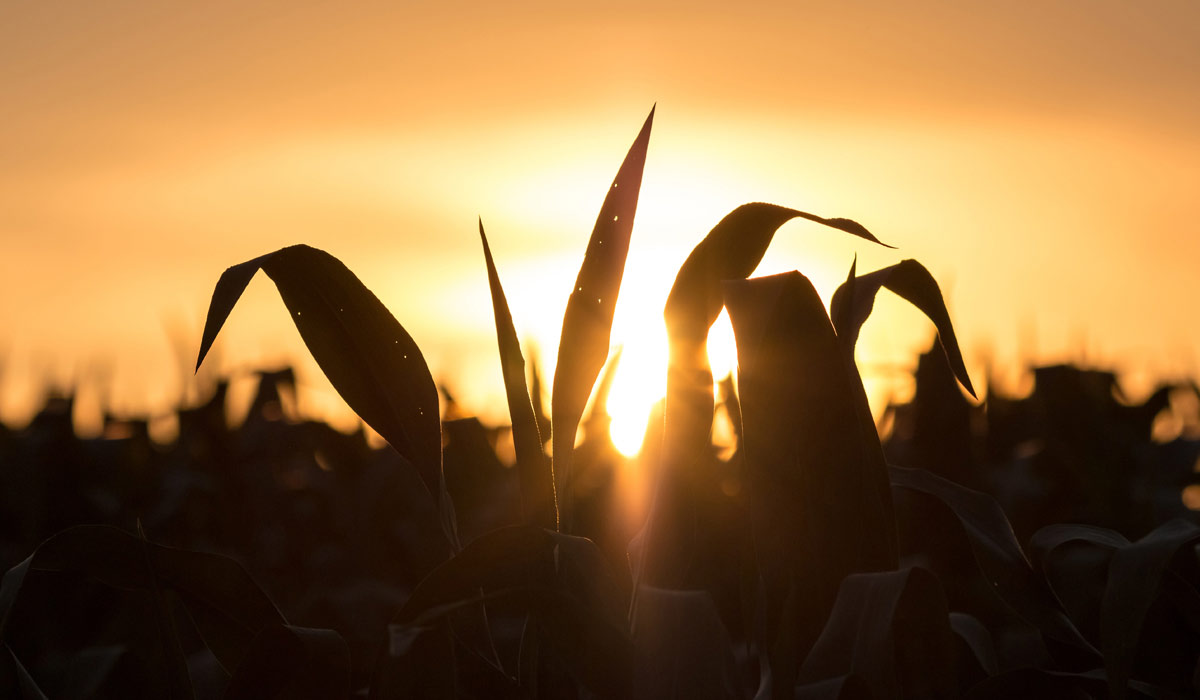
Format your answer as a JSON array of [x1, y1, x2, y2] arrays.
[[3, 1, 1198, 449]]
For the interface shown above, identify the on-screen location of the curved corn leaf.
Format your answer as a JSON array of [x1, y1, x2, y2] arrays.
[[830, 258, 975, 398], [479, 219, 556, 530], [797, 567, 956, 699], [225, 624, 350, 700], [194, 245, 446, 520], [552, 106, 653, 531], [665, 203, 888, 351], [724, 272, 898, 678], [1030, 519, 1200, 700], [889, 467, 1096, 654]]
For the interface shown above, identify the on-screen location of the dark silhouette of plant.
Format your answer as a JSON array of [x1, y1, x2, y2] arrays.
[[2, 109, 1199, 699]]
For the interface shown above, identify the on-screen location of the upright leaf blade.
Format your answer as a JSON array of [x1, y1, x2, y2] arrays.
[[830, 258, 975, 398], [552, 107, 654, 530], [479, 220, 556, 530], [194, 245, 447, 528]]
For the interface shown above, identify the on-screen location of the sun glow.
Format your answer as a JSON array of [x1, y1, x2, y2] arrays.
[[605, 308, 740, 457]]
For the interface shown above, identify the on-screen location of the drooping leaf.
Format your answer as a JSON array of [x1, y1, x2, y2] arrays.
[[194, 245, 447, 529], [225, 624, 351, 700], [889, 467, 1096, 654], [724, 272, 898, 686], [666, 203, 889, 353], [797, 567, 956, 700], [552, 106, 654, 531], [479, 219, 556, 530], [830, 258, 975, 398]]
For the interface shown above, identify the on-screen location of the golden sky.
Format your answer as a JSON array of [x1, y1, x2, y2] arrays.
[[2, 1, 1198, 446]]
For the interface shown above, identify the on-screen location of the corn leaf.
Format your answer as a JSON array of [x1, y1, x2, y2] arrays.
[[890, 467, 1097, 654], [479, 219, 556, 530], [1030, 520, 1200, 700], [830, 258, 976, 398], [552, 107, 653, 531], [194, 245, 446, 523], [724, 272, 899, 683], [797, 567, 956, 699], [641, 205, 889, 589]]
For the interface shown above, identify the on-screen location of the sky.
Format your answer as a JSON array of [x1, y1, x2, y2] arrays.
[[2, 1, 1198, 450]]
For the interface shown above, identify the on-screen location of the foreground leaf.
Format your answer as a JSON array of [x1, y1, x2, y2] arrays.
[[194, 245, 447, 530], [552, 107, 654, 531], [889, 467, 1096, 654], [479, 219, 556, 530], [830, 258, 975, 398], [797, 567, 956, 699], [725, 272, 898, 691], [1030, 519, 1200, 700]]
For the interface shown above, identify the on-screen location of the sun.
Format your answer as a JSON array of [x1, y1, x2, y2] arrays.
[[605, 306, 740, 457]]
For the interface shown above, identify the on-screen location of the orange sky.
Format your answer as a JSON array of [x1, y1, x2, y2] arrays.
[[2, 1, 1198, 443]]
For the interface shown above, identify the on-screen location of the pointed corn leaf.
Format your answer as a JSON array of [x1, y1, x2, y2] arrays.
[[830, 258, 975, 398], [797, 567, 956, 699], [195, 244, 444, 505], [225, 624, 350, 700], [665, 203, 888, 349], [479, 220, 556, 530], [552, 107, 653, 529], [889, 467, 1096, 654], [724, 272, 898, 668]]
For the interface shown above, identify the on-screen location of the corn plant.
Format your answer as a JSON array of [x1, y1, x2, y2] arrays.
[[3, 109, 1200, 699]]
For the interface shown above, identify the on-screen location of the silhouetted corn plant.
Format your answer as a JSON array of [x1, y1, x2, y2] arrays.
[[4, 109, 1199, 699]]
